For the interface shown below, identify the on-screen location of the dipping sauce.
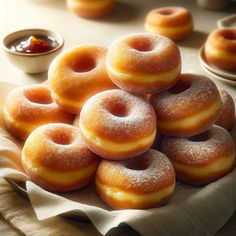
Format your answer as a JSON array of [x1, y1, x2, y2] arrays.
[[9, 35, 59, 53]]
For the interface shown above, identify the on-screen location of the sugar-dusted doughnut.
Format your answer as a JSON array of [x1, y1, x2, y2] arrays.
[[145, 7, 193, 41], [96, 149, 176, 209], [67, 0, 115, 18], [106, 33, 181, 94], [205, 28, 236, 70], [78, 89, 157, 160], [215, 90, 235, 130], [161, 125, 235, 185], [150, 73, 222, 137], [48, 45, 117, 114], [22, 123, 100, 192], [3, 84, 74, 140]]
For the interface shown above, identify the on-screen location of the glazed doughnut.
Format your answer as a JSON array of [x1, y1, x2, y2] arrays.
[[161, 125, 235, 185], [67, 0, 116, 18], [215, 90, 235, 130], [48, 45, 117, 114], [96, 149, 176, 209], [22, 123, 100, 192], [150, 73, 222, 137], [145, 7, 193, 41], [78, 89, 157, 160], [106, 33, 181, 94], [205, 28, 236, 70], [3, 84, 74, 140]]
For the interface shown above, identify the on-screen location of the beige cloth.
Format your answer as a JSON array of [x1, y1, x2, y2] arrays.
[[0, 82, 236, 236]]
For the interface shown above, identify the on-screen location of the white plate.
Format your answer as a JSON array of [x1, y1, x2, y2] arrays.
[[201, 63, 236, 87], [199, 46, 236, 81], [217, 14, 236, 28]]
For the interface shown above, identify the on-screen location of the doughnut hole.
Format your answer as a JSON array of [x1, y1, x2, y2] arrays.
[[129, 37, 154, 52], [48, 128, 75, 145], [124, 157, 150, 170], [24, 88, 53, 104], [220, 30, 236, 41], [106, 101, 129, 117], [188, 131, 210, 142], [70, 54, 96, 73], [158, 8, 175, 16], [169, 78, 190, 94]]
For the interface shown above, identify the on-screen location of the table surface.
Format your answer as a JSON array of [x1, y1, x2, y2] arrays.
[[0, 0, 236, 235]]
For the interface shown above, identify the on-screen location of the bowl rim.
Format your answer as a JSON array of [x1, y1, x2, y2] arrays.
[[1, 28, 64, 57]]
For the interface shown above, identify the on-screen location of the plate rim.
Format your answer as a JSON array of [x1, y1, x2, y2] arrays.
[[199, 46, 236, 80], [201, 63, 236, 87]]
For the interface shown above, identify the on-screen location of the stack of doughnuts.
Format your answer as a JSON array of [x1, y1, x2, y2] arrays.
[[3, 32, 235, 210]]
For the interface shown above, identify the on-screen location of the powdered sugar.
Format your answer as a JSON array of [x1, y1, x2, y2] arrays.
[[152, 74, 219, 117], [102, 149, 174, 191], [161, 125, 234, 165], [23, 123, 99, 171], [80, 89, 156, 139]]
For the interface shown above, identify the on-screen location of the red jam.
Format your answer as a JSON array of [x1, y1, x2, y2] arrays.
[[9, 35, 58, 53]]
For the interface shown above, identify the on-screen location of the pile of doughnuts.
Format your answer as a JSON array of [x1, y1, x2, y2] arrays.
[[3, 32, 235, 210]]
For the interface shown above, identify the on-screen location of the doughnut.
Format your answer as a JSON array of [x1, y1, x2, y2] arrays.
[[67, 0, 116, 18], [145, 7, 193, 41], [78, 89, 157, 160], [215, 90, 235, 130], [3, 84, 74, 140], [205, 28, 236, 70], [48, 45, 117, 114], [22, 123, 100, 192], [150, 73, 222, 137], [106, 33, 181, 94], [161, 125, 235, 185], [96, 149, 176, 209]]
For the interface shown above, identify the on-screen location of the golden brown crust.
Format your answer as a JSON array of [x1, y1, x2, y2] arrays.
[[3, 84, 74, 140], [171, 164, 235, 186], [206, 28, 236, 53], [150, 74, 222, 137], [146, 7, 192, 27], [106, 33, 181, 94], [96, 149, 175, 209], [107, 33, 181, 74], [96, 182, 174, 209], [23, 124, 99, 171], [205, 29, 236, 70], [22, 124, 100, 192], [25, 168, 95, 192], [83, 138, 154, 160], [79, 89, 157, 159], [67, 0, 115, 18], [145, 7, 193, 41], [96, 150, 175, 193], [79, 90, 156, 142], [161, 125, 235, 185], [49, 45, 117, 114], [151, 74, 220, 120], [215, 90, 235, 130]]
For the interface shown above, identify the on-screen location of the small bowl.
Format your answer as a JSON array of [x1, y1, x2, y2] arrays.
[[2, 28, 64, 74]]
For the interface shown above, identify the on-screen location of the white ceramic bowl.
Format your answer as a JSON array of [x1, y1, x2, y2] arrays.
[[2, 28, 64, 74]]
